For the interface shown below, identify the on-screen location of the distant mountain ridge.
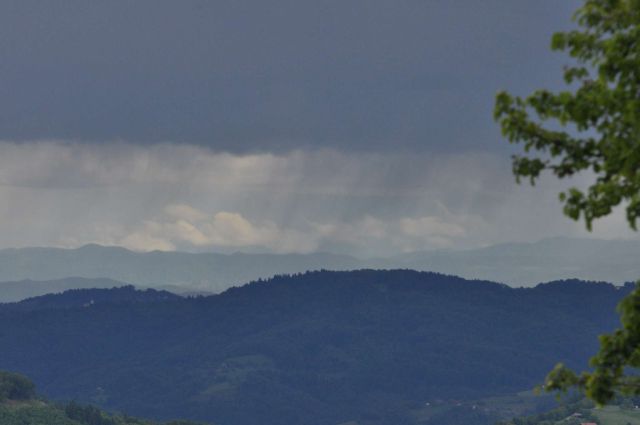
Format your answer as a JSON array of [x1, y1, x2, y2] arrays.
[[389, 237, 640, 285], [0, 238, 638, 300], [0, 270, 632, 425], [0, 244, 362, 295]]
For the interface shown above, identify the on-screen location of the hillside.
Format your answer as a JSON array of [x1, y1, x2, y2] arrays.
[[0, 270, 632, 425], [499, 396, 640, 425], [0, 370, 207, 425], [0, 277, 134, 303]]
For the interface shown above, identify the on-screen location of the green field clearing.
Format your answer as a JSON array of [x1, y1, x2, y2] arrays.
[[593, 406, 640, 425]]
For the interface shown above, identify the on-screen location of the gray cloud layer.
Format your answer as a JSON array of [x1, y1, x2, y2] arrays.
[[0, 0, 579, 152], [0, 142, 633, 256], [2, 2, 620, 255]]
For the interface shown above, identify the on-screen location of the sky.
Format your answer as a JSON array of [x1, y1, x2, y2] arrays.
[[0, 0, 633, 256]]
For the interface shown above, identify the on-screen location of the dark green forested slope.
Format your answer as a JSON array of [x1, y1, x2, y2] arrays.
[[0, 370, 207, 425], [0, 270, 632, 425]]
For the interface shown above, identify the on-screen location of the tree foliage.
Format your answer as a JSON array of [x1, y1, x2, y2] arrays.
[[495, 0, 640, 231], [0, 374, 207, 425], [494, 0, 640, 405], [0, 371, 36, 402]]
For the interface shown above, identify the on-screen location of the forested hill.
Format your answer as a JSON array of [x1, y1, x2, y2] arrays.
[[0, 270, 632, 425], [0, 277, 134, 303], [0, 285, 181, 312]]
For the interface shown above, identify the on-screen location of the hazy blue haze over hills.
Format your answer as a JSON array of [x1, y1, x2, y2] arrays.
[[0, 238, 639, 302], [0, 244, 362, 297], [388, 237, 640, 286], [0, 270, 631, 425], [0, 277, 223, 303]]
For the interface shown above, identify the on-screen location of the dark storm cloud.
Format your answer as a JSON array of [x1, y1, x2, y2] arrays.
[[0, 0, 579, 152]]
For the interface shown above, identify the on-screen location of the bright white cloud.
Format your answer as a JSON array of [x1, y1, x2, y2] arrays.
[[120, 231, 177, 252], [119, 207, 315, 253], [114, 206, 479, 254]]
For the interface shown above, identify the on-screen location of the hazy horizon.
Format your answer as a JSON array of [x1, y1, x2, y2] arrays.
[[0, 235, 637, 257]]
